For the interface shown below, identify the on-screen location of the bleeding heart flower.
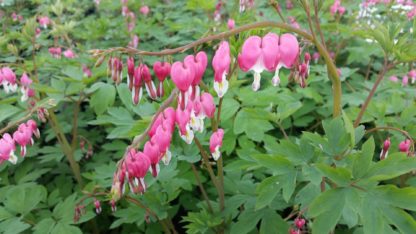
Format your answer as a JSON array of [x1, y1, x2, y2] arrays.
[[209, 128, 224, 161], [127, 57, 135, 90], [272, 33, 299, 86], [153, 61, 171, 98], [399, 139, 411, 154], [63, 49, 76, 59], [0, 67, 18, 93], [380, 138, 390, 160], [38, 16, 50, 28], [171, 61, 195, 109], [200, 92, 216, 118], [227, 18, 235, 30], [0, 133, 17, 164], [185, 51, 207, 100], [238, 33, 280, 91], [176, 107, 194, 144], [143, 141, 161, 177], [212, 41, 231, 97], [132, 65, 143, 105], [139, 64, 157, 99]]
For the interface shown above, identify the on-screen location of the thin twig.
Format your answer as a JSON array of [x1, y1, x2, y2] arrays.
[[365, 126, 415, 154], [129, 89, 178, 149], [354, 59, 392, 127], [191, 164, 214, 213]]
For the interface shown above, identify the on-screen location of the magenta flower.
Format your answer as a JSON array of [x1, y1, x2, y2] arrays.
[[212, 41, 231, 97], [399, 139, 411, 154], [0, 133, 17, 164], [153, 61, 171, 98], [20, 73, 33, 102], [0, 67, 18, 93], [209, 128, 224, 161], [48, 47, 62, 59], [176, 107, 194, 144], [184, 51, 207, 100], [200, 92, 216, 118], [273, 33, 299, 86], [227, 19, 235, 30], [124, 149, 150, 194], [312, 52, 320, 63], [63, 49, 76, 59], [171, 61, 195, 109], [380, 138, 390, 160], [140, 5, 150, 16], [38, 16, 50, 29], [94, 199, 102, 214], [126, 57, 135, 90], [143, 140, 161, 177], [82, 65, 92, 78], [389, 76, 399, 83], [238, 33, 280, 91], [132, 65, 143, 105], [139, 64, 157, 99]]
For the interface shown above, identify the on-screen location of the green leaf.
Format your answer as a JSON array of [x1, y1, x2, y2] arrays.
[[0, 104, 21, 123], [0, 218, 31, 234], [352, 137, 375, 178], [282, 170, 297, 202], [363, 154, 416, 181], [342, 111, 355, 147], [0, 207, 13, 222], [251, 154, 293, 174], [90, 82, 116, 115], [33, 218, 56, 234], [255, 176, 280, 210], [382, 206, 416, 234], [4, 184, 46, 215], [375, 185, 416, 211], [316, 164, 351, 186], [220, 98, 240, 121], [309, 188, 346, 234], [260, 209, 289, 234], [231, 209, 263, 234]]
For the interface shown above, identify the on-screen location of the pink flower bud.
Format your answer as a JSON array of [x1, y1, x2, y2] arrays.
[[200, 92, 216, 118], [295, 218, 306, 229], [212, 41, 231, 97], [94, 199, 102, 214], [399, 139, 411, 154], [63, 49, 76, 59], [140, 6, 150, 16], [209, 128, 224, 161], [227, 19, 235, 30]]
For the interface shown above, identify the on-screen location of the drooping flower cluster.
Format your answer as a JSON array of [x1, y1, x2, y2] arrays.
[[0, 67, 18, 93], [48, 47, 62, 59], [238, 33, 300, 91], [239, 0, 255, 13], [126, 58, 165, 105], [389, 69, 416, 86], [0, 67, 35, 102], [0, 119, 40, 165], [330, 0, 346, 17], [379, 137, 414, 159], [38, 16, 50, 28]]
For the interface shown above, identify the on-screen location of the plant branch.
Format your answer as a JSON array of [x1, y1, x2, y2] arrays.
[[353, 59, 391, 127], [0, 106, 40, 134], [91, 20, 341, 117], [48, 110, 84, 187], [129, 89, 178, 150], [313, 0, 327, 48], [191, 164, 214, 213], [194, 137, 223, 209], [365, 126, 415, 154]]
